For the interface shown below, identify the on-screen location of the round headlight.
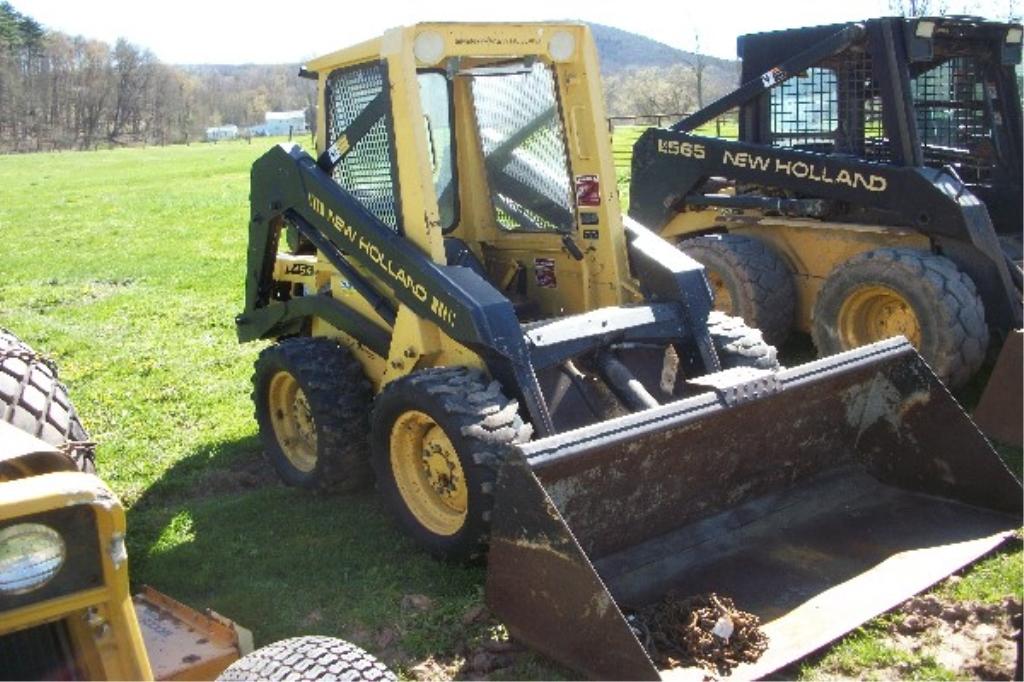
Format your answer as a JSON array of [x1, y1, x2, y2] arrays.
[[414, 31, 445, 66], [0, 523, 66, 595], [548, 31, 576, 62]]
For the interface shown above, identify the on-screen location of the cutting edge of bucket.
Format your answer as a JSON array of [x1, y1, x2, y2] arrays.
[[695, 528, 1015, 681]]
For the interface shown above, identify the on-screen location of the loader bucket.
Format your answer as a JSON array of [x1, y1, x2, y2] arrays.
[[485, 337, 1022, 681], [973, 329, 1023, 445]]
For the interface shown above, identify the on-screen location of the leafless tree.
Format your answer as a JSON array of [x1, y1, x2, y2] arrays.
[[109, 39, 155, 142], [683, 29, 708, 110]]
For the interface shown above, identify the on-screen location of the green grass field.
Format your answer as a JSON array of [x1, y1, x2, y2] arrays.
[[0, 138, 546, 678], [0, 138, 1019, 680]]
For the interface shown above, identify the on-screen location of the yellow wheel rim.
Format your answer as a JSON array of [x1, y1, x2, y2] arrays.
[[389, 410, 467, 537], [838, 285, 922, 349], [707, 268, 735, 314], [268, 371, 318, 473]]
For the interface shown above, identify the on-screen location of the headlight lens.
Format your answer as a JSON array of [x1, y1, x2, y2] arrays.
[[0, 523, 66, 595], [414, 31, 445, 66], [548, 31, 576, 62]]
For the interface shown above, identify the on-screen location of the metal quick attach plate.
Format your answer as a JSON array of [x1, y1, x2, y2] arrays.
[[686, 366, 782, 406]]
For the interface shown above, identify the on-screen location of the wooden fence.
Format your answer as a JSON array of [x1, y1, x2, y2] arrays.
[[607, 112, 739, 172]]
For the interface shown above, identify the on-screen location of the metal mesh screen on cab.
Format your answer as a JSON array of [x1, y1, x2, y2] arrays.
[[912, 57, 995, 183], [325, 63, 399, 230], [471, 63, 574, 232], [769, 52, 889, 162], [770, 67, 840, 151]]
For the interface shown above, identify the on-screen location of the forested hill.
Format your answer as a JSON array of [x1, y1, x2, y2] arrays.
[[0, 1, 737, 152], [591, 23, 733, 73], [589, 23, 739, 116]]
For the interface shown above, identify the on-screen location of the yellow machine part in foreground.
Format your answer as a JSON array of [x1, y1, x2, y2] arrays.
[[0, 433, 250, 680]]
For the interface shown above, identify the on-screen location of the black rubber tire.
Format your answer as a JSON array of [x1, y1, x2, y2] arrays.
[[370, 367, 532, 562], [707, 311, 780, 371], [217, 636, 395, 682], [811, 248, 988, 388], [253, 337, 373, 491], [0, 329, 94, 472], [679, 233, 796, 346]]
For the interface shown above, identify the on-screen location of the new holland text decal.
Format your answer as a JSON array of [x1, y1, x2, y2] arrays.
[[720, 149, 887, 192], [654, 139, 888, 193], [306, 192, 457, 328]]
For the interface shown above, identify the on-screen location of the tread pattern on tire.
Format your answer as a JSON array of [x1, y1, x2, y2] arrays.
[[217, 636, 395, 682], [371, 366, 532, 561], [0, 329, 94, 472], [253, 337, 373, 491], [707, 311, 780, 371], [811, 248, 988, 388], [679, 233, 796, 346]]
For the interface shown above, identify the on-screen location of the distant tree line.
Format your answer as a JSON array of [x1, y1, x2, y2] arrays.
[[0, 2, 742, 153], [603, 65, 713, 119], [0, 2, 313, 152]]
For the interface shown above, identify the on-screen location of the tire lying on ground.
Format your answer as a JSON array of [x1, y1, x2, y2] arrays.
[[679, 233, 796, 347], [0, 328, 95, 472], [811, 248, 988, 388], [217, 636, 395, 682]]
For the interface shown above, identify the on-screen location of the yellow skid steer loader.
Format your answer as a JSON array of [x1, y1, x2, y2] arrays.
[[236, 23, 1022, 679]]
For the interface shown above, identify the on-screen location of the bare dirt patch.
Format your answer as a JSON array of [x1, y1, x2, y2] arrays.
[[198, 454, 280, 497], [887, 593, 1021, 680]]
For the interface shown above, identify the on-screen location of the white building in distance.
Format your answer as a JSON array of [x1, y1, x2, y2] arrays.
[[205, 124, 239, 141], [251, 110, 308, 136]]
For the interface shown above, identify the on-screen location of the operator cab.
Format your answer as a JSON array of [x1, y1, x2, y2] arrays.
[[313, 27, 632, 322]]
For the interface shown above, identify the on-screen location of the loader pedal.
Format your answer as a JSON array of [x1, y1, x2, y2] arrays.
[[686, 366, 782, 406]]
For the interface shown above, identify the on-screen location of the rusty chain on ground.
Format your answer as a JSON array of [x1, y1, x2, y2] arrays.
[[629, 592, 769, 676]]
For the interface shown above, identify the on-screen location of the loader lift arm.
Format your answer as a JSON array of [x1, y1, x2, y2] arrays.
[[671, 22, 867, 134], [238, 144, 555, 435], [238, 145, 726, 436]]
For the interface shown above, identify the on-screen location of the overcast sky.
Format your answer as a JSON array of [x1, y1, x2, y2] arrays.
[[12, 0, 1020, 65]]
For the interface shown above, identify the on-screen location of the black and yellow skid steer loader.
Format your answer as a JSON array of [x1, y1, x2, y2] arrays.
[[236, 23, 1021, 680], [627, 16, 1023, 441]]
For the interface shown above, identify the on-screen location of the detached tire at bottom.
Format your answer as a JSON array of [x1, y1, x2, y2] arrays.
[[217, 636, 395, 682], [0, 328, 95, 472]]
